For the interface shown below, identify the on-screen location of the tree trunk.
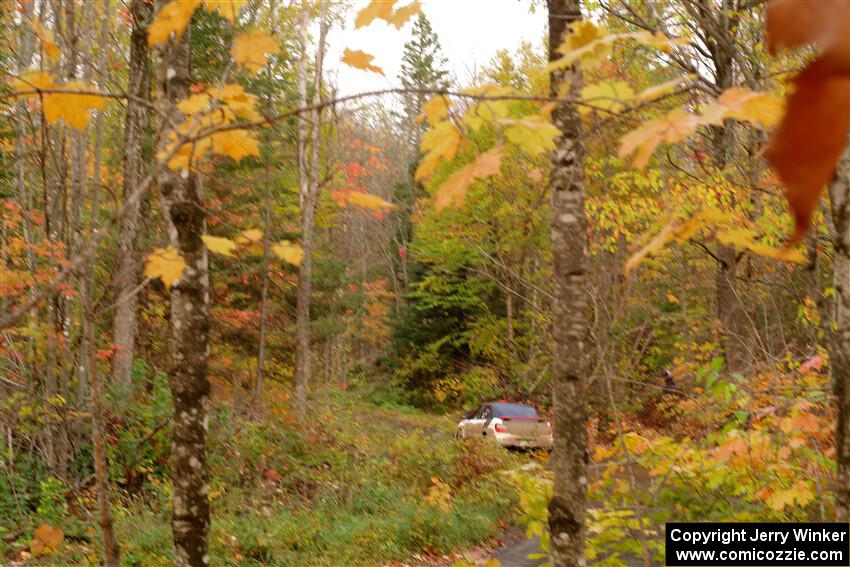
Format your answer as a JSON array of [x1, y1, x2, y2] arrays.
[[293, 0, 329, 417], [84, 293, 121, 566], [254, 191, 272, 416], [293, 1, 312, 418], [155, 9, 211, 565], [705, 0, 748, 372], [828, 136, 850, 521], [113, 0, 152, 387], [546, 1, 589, 565]]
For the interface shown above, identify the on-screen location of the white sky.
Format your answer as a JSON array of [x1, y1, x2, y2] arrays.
[[325, 0, 547, 96]]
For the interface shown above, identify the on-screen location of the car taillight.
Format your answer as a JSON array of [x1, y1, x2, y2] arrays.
[[494, 423, 507, 433]]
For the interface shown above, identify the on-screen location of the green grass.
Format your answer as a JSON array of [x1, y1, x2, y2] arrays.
[[80, 385, 521, 566]]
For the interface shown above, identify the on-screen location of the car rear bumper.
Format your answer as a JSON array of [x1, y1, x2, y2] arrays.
[[493, 432, 553, 450]]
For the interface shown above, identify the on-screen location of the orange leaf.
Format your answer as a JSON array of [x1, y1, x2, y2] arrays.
[[34, 524, 63, 550], [385, 1, 421, 29], [764, 60, 850, 239], [767, 0, 850, 72], [342, 48, 384, 75], [433, 145, 504, 211], [354, 0, 396, 28], [618, 108, 701, 169]]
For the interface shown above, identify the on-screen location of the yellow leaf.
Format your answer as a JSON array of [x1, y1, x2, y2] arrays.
[[211, 84, 261, 121], [632, 30, 690, 52], [580, 80, 635, 114], [177, 93, 211, 115], [502, 117, 561, 156], [43, 81, 106, 130], [354, 0, 396, 28], [9, 71, 54, 98], [144, 247, 186, 288], [235, 228, 263, 244], [415, 121, 462, 180], [31, 20, 60, 59], [700, 87, 784, 128], [625, 211, 713, 274], [418, 95, 450, 126], [666, 293, 679, 304], [463, 87, 512, 131], [767, 481, 814, 511], [342, 48, 384, 75], [210, 129, 260, 161], [346, 192, 395, 210], [561, 20, 608, 53], [272, 241, 304, 265], [618, 108, 701, 169], [716, 227, 806, 263], [434, 145, 504, 211], [148, 0, 202, 46], [385, 0, 421, 29], [204, 0, 246, 22], [202, 235, 237, 257], [232, 31, 279, 73], [550, 23, 613, 73], [636, 74, 696, 102]]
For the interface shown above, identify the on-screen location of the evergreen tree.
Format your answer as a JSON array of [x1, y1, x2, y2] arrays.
[[398, 14, 450, 128]]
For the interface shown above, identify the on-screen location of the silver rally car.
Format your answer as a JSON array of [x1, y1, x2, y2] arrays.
[[456, 402, 553, 450]]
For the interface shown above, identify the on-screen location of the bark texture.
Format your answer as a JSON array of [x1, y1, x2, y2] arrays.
[[113, 0, 152, 386], [828, 136, 850, 521], [546, 1, 589, 565], [156, 11, 211, 565], [293, 0, 329, 417], [704, 0, 747, 372]]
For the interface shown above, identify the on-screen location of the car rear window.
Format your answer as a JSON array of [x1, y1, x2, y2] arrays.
[[493, 403, 539, 418]]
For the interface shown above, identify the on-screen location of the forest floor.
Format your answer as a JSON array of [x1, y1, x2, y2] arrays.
[[2, 381, 528, 566]]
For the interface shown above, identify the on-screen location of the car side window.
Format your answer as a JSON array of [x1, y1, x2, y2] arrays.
[[480, 406, 492, 420]]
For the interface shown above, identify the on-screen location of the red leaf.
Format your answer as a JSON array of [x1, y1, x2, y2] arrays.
[[764, 59, 850, 238]]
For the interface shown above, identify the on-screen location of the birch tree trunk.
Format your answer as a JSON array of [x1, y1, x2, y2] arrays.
[[113, 0, 152, 387], [828, 136, 850, 521], [546, 1, 589, 565], [294, 0, 329, 417], [156, 9, 211, 564]]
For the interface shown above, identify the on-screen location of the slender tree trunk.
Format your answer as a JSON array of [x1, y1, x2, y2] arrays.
[[156, 9, 211, 565], [828, 136, 850, 521], [84, 293, 121, 566], [293, 1, 311, 418], [254, 191, 272, 416], [78, 0, 109, 404], [546, 1, 589, 565], [113, 0, 152, 387], [294, 0, 329, 417]]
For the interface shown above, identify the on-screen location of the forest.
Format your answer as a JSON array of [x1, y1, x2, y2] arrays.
[[1, 0, 850, 565]]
